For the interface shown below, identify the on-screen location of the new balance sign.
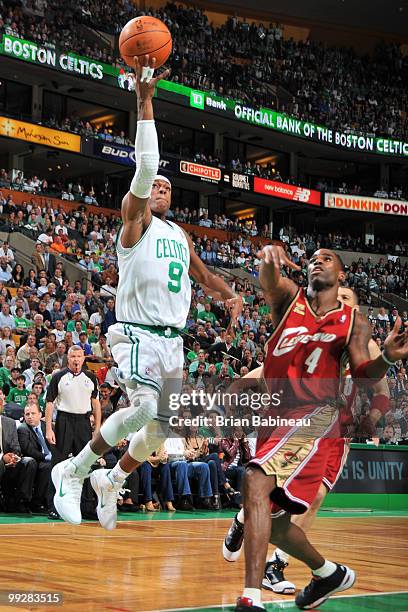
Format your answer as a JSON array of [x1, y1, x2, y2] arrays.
[[254, 177, 320, 206], [180, 161, 221, 182]]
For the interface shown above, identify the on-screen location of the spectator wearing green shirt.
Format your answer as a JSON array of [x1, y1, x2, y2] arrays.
[[196, 302, 219, 326], [14, 306, 34, 334], [7, 374, 30, 407], [258, 298, 270, 316], [186, 341, 202, 363], [0, 355, 15, 392], [66, 309, 87, 333], [215, 357, 235, 378], [31, 380, 46, 413]]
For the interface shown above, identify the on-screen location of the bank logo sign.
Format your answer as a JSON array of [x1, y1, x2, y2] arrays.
[[190, 91, 205, 110]]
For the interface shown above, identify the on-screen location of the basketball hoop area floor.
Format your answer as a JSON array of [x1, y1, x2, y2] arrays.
[[0, 510, 407, 612]]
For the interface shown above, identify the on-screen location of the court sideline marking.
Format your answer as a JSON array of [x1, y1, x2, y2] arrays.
[[158, 590, 408, 612]]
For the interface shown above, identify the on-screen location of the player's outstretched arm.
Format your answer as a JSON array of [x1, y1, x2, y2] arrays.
[[357, 339, 391, 436], [121, 55, 170, 248], [349, 313, 408, 388], [257, 245, 299, 319]]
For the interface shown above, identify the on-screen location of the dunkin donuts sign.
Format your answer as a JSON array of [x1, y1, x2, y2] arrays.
[[325, 193, 408, 217]]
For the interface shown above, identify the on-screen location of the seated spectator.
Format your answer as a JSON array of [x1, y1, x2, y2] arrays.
[[379, 425, 396, 445], [165, 432, 213, 510], [0, 326, 16, 352], [90, 335, 112, 361], [7, 374, 30, 408], [0, 396, 37, 514], [23, 357, 44, 389], [0, 303, 16, 330], [38, 336, 57, 369], [76, 331, 93, 356], [184, 423, 235, 508], [17, 402, 52, 513], [13, 306, 33, 334], [45, 342, 68, 373], [98, 383, 115, 420], [139, 446, 176, 512], [16, 334, 37, 367], [0, 355, 15, 392], [220, 425, 252, 499]]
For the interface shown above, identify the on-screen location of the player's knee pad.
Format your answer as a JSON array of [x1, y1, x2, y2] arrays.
[[124, 387, 159, 431], [100, 387, 159, 447], [128, 419, 168, 462]]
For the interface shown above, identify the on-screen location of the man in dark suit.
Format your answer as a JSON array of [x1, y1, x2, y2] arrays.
[[208, 332, 239, 361], [17, 403, 52, 513], [0, 396, 37, 513], [43, 244, 56, 279]]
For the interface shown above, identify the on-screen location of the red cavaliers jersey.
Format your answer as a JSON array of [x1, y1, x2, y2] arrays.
[[263, 288, 355, 411]]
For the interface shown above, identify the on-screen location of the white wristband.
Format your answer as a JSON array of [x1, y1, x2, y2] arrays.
[[140, 66, 154, 83], [381, 350, 397, 366]]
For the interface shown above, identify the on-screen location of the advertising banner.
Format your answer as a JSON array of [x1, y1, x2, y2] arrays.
[[179, 160, 222, 184], [0, 116, 81, 152], [222, 171, 253, 191], [2, 33, 407, 158], [333, 447, 408, 494], [325, 193, 408, 217], [92, 140, 176, 174], [254, 177, 321, 206]]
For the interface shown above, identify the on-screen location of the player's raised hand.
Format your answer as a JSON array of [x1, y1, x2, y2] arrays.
[[226, 295, 243, 320], [133, 55, 170, 100], [383, 316, 408, 362], [257, 245, 300, 273]]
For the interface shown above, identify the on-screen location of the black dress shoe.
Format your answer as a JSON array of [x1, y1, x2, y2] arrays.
[[177, 497, 195, 511], [82, 511, 98, 520], [48, 510, 61, 520], [14, 501, 32, 514], [118, 504, 139, 512], [30, 504, 48, 515], [196, 497, 212, 510]]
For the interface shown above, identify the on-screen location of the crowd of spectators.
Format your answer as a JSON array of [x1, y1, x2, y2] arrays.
[[0, 188, 407, 515], [2, 1, 407, 140], [0, 169, 111, 208]]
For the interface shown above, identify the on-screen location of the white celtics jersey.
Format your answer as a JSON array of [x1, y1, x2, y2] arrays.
[[115, 216, 191, 329]]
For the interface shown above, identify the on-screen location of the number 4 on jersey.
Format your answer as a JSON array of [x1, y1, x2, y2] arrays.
[[304, 347, 323, 374]]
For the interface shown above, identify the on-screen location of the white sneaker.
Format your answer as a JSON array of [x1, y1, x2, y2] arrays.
[[90, 469, 122, 530], [52, 458, 84, 525]]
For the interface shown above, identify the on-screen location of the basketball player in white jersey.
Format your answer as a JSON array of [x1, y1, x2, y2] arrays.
[[223, 287, 390, 595], [51, 55, 242, 529]]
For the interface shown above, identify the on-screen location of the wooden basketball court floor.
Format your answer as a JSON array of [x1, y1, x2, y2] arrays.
[[0, 511, 407, 612]]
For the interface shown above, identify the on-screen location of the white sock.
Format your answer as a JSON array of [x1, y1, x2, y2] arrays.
[[269, 548, 289, 564], [237, 508, 245, 523], [242, 588, 263, 608], [108, 463, 131, 485], [71, 442, 99, 477], [313, 559, 337, 578]]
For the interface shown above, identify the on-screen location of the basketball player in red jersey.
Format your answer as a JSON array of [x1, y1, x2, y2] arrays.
[[229, 246, 408, 611], [224, 287, 390, 596]]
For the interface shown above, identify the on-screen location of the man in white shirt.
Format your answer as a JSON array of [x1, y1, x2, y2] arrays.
[[0, 242, 14, 265], [52, 320, 66, 343]]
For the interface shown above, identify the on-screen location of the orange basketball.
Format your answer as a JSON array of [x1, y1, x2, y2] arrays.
[[119, 16, 172, 69]]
